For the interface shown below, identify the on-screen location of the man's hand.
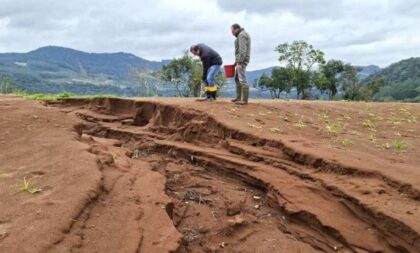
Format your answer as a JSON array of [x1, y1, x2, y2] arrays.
[[236, 64, 242, 70]]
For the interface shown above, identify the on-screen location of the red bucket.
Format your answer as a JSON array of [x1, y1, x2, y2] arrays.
[[224, 64, 235, 78]]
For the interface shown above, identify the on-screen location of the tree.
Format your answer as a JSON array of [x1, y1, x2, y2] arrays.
[[275, 41, 325, 99], [340, 65, 383, 101], [315, 60, 345, 99], [360, 78, 384, 101], [0, 78, 18, 94], [340, 64, 360, 100], [128, 68, 161, 97], [255, 73, 273, 97], [256, 67, 292, 99], [157, 51, 202, 97]]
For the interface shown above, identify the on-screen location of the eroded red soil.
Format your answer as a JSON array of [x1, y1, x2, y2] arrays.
[[1, 96, 419, 253]]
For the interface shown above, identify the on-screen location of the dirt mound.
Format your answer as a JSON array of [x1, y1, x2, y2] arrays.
[[1, 96, 419, 253]]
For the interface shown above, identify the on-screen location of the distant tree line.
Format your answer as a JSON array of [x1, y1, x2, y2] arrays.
[[255, 40, 384, 101], [376, 81, 420, 102]]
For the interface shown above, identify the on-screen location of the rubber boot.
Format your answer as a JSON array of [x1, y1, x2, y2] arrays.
[[211, 91, 217, 100], [236, 86, 249, 105], [231, 84, 242, 102], [206, 91, 214, 101]]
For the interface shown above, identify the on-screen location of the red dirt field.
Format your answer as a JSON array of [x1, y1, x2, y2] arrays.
[[1, 95, 419, 253]]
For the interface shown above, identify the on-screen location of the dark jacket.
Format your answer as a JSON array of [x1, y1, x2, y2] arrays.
[[196, 43, 223, 81], [234, 29, 251, 66]]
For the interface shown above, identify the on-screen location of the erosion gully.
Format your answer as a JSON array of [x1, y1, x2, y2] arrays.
[[46, 98, 419, 253]]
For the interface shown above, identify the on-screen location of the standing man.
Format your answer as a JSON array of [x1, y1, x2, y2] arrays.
[[231, 23, 251, 105], [190, 43, 223, 100]]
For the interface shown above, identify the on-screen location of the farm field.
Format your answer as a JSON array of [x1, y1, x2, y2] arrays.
[[0, 95, 419, 253]]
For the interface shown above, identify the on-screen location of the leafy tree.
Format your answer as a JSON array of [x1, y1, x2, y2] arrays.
[[315, 60, 345, 99], [361, 78, 384, 101], [127, 67, 163, 97], [134, 71, 160, 97], [0, 78, 18, 94], [157, 52, 202, 97], [255, 73, 273, 97], [256, 67, 292, 99], [340, 64, 360, 100], [340, 64, 384, 101], [275, 41, 325, 99]]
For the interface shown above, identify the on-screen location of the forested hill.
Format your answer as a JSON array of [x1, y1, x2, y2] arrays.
[[368, 57, 420, 101], [0, 46, 166, 80], [0, 46, 170, 95], [369, 57, 420, 83]]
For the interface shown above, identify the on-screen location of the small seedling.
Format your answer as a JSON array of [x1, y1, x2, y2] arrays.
[[407, 116, 417, 124], [399, 107, 411, 116], [270, 127, 281, 133], [293, 120, 306, 129], [340, 138, 352, 147], [362, 119, 375, 130], [376, 143, 391, 150], [318, 112, 330, 123], [22, 177, 42, 194], [111, 153, 117, 162], [393, 138, 408, 151], [391, 121, 402, 127], [247, 123, 262, 129], [324, 122, 342, 135]]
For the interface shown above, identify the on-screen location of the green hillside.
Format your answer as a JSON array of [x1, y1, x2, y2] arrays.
[[368, 57, 420, 102], [0, 46, 167, 95]]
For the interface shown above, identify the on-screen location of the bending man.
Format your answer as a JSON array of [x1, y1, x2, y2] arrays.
[[190, 43, 223, 100]]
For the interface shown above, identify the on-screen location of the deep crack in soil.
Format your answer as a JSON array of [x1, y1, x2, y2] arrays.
[[46, 97, 420, 253]]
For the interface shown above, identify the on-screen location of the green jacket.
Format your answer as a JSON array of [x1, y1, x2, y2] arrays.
[[235, 29, 251, 66]]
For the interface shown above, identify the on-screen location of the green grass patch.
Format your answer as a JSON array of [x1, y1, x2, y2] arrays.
[[293, 120, 306, 129], [362, 119, 375, 130], [318, 112, 330, 123], [324, 122, 342, 136], [340, 138, 352, 147], [10, 91, 118, 101], [269, 127, 281, 133], [22, 177, 42, 194], [393, 138, 408, 151], [10, 92, 73, 101], [247, 122, 262, 129]]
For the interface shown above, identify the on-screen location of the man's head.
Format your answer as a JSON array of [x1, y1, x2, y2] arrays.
[[231, 23, 242, 37], [190, 45, 200, 56]]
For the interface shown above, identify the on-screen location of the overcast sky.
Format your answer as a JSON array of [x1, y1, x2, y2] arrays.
[[0, 0, 419, 70]]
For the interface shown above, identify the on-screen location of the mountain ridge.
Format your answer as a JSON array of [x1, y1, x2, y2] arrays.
[[0, 46, 395, 97]]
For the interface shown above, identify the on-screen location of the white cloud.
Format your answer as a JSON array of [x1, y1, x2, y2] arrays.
[[0, 0, 419, 69]]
